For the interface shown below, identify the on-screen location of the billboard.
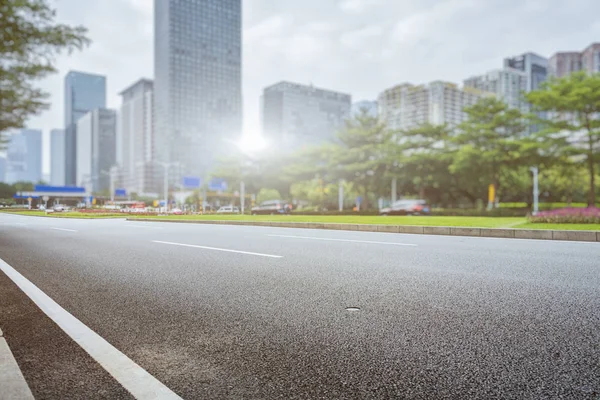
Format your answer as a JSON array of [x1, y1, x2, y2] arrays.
[[182, 176, 202, 189]]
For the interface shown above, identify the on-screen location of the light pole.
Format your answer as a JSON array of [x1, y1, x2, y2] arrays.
[[100, 166, 118, 203], [530, 166, 539, 215]]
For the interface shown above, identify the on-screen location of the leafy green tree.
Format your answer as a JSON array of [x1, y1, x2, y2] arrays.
[[452, 97, 530, 207], [256, 188, 282, 204], [328, 111, 394, 209], [0, 182, 16, 199], [1, 0, 89, 144], [526, 71, 600, 206]]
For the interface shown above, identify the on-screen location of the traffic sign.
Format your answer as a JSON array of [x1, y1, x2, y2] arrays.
[[183, 176, 202, 189], [115, 188, 127, 197], [42, 196, 49, 202], [208, 178, 227, 191]]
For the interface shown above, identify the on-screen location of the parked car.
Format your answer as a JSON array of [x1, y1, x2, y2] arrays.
[[170, 208, 183, 215], [379, 199, 431, 216], [217, 206, 240, 214], [251, 200, 292, 215], [53, 204, 66, 212]]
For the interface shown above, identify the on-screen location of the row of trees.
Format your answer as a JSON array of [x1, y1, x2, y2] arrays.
[[212, 72, 600, 210]]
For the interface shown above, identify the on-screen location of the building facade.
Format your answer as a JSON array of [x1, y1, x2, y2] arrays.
[[549, 43, 600, 78], [549, 52, 582, 78], [64, 71, 107, 185], [5, 129, 42, 184], [0, 156, 6, 183], [154, 0, 242, 182], [351, 100, 378, 118], [117, 79, 153, 194], [76, 109, 117, 193], [50, 129, 65, 186], [504, 52, 548, 92], [464, 68, 529, 112], [261, 81, 352, 148], [377, 82, 489, 131]]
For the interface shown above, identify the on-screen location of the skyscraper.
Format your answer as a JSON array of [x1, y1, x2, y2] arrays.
[[154, 0, 242, 182], [64, 71, 107, 185], [50, 129, 65, 186], [0, 156, 6, 183], [261, 81, 351, 149], [117, 79, 154, 194], [76, 109, 117, 193], [581, 43, 600, 74], [503, 52, 548, 92], [5, 129, 42, 184]]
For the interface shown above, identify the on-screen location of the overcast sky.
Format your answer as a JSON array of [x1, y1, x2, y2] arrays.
[[29, 0, 600, 173]]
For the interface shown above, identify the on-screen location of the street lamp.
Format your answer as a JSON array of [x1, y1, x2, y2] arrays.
[[530, 166, 539, 215]]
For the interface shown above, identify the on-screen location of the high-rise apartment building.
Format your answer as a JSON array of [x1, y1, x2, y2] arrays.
[[261, 81, 352, 148], [154, 0, 242, 182], [5, 129, 42, 184], [64, 71, 106, 185], [549, 43, 600, 77], [549, 52, 582, 78], [76, 109, 117, 193], [464, 68, 528, 112], [352, 100, 378, 118], [117, 79, 153, 194], [378, 82, 489, 131], [50, 129, 65, 186]]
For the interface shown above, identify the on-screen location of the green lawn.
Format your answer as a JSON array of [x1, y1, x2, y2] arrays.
[[130, 214, 600, 231], [3, 210, 599, 230]]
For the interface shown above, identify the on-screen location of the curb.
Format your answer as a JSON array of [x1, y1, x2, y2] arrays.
[[127, 219, 600, 242], [0, 328, 35, 400]]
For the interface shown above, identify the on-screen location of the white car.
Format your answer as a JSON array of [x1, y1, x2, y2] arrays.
[[53, 204, 66, 212], [217, 206, 240, 214]]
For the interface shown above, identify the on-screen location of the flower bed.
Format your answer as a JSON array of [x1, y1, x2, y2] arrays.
[[528, 207, 600, 224]]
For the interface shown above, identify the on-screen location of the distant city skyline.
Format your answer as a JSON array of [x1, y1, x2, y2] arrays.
[[14, 0, 600, 175]]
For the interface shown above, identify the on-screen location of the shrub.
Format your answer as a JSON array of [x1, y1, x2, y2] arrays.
[[528, 207, 600, 224]]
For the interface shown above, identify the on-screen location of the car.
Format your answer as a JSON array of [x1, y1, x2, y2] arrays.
[[217, 206, 240, 214], [251, 200, 292, 215], [170, 208, 183, 215], [53, 204, 66, 212], [379, 199, 431, 216]]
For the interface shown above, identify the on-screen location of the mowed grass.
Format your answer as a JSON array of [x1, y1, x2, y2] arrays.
[[130, 214, 600, 230], [3, 210, 599, 230]]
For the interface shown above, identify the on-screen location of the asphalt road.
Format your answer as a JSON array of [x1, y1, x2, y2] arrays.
[[0, 213, 599, 399]]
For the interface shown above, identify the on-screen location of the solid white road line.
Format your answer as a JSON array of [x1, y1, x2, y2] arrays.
[[267, 234, 418, 247], [0, 336, 35, 400], [50, 227, 78, 232], [153, 240, 283, 258], [0, 258, 182, 400]]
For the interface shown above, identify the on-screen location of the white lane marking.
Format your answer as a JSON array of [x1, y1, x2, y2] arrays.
[[153, 240, 283, 258], [0, 336, 35, 400], [0, 258, 182, 400], [267, 234, 418, 247], [14, 223, 27, 226], [50, 227, 78, 232]]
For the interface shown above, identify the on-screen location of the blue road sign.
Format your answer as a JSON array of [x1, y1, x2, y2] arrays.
[[183, 176, 202, 189], [115, 188, 127, 197], [208, 178, 228, 191]]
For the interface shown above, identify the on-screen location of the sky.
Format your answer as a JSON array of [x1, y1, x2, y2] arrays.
[[27, 0, 600, 174]]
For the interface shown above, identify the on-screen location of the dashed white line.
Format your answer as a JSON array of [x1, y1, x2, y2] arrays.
[[0, 257, 182, 400], [267, 234, 418, 247], [50, 227, 78, 232], [153, 240, 283, 258]]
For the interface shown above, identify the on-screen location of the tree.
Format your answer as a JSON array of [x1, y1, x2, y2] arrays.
[[256, 188, 282, 204], [1, 0, 89, 144], [452, 97, 530, 207], [526, 71, 600, 206], [328, 111, 394, 209]]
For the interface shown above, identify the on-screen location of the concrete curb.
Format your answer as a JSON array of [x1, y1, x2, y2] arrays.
[[0, 328, 35, 400], [127, 219, 600, 242]]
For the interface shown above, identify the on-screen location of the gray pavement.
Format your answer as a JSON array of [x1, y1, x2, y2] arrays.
[[0, 213, 599, 399]]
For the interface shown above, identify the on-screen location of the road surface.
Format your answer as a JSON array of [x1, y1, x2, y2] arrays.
[[0, 213, 599, 399]]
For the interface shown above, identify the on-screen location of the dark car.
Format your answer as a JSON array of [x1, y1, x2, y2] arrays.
[[251, 200, 292, 215], [379, 199, 431, 216]]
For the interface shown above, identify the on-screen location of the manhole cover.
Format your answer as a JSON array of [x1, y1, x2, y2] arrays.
[[345, 307, 361, 312]]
